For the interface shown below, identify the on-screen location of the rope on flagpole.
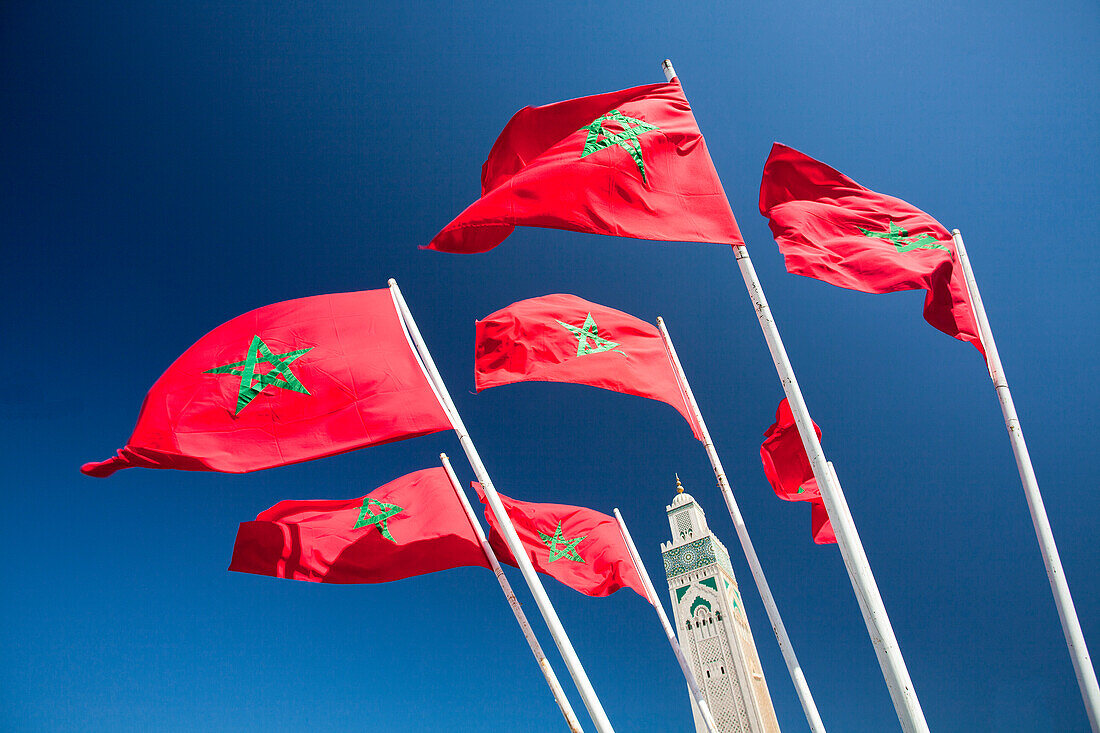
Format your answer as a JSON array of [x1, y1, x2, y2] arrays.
[[388, 279, 616, 733], [952, 230, 1100, 732], [441, 453, 585, 733], [613, 508, 720, 733], [657, 316, 827, 733]]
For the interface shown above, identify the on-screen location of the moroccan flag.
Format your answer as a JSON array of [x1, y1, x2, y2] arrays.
[[474, 484, 647, 599], [760, 398, 836, 545], [426, 78, 742, 253], [82, 290, 452, 477], [759, 142, 984, 355], [475, 294, 702, 440], [229, 467, 490, 583]]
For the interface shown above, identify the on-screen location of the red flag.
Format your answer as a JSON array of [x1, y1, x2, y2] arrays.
[[427, 79, 742, 253], [759, 143, 984, 355], [474, 484, 647, 599], [475, 294, 701, 440], [82, 290, 452, 477], [811, 500, 836, 545], [760, 399, 836, 545], [760, 398, 821, 502], [229, 467, 490, 583]]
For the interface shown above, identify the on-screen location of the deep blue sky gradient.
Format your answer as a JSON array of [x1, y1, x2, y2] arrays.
[[2, 2, 1098, 731]]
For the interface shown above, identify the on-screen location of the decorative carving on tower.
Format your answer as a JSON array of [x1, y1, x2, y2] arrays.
[[661, 477, 781, 733]]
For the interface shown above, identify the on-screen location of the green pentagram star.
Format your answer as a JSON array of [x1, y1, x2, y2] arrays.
[[579, 109, 660, 182], [538, 521, 586, 563], [204, 335, 312, 414], [354, 497, 403, 542], [556, 313, 624, 357], [859, 220, 950, 253]]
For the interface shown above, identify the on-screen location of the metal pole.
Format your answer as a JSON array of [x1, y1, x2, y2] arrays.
[[663, 56, 927, 732], [440, 453, 585, 733], [951, 230, 1100, 732], [730, 245, 929, 733], [657, 317, 827, 733], [388, 279, 616, 733], [612, 508, 719, 733]]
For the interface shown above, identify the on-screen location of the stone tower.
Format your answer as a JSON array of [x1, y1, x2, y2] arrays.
[[661, 477, 781, 733]]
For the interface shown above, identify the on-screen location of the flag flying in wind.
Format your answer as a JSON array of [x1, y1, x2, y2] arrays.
[[759, 143, 984, 356], [229, 467, 490, 584], [82, 290, 452, 477], [475, 294, 702, 440], [426, 78, 743, 253], [474, 484, 647, 599], [760, 398, 836, 545]]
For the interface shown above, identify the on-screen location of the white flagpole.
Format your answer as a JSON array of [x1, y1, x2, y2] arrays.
[[730, 243, 930, 733], [951, 230, 1100, 732], [656, 316, 827, 733], [663, 57, 929, 733], [613, 508, 719, 733], [440, 453, 585, 733], [388, 279, 616, 733]]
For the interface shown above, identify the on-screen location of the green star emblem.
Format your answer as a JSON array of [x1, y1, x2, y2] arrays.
[[579, 109, 660, 182], [204, 335, 312, 414], [556, 313, 624, 357], [859, 220, 950, 253], [538, 521, 586, 563], [354, 497, 403, 543]]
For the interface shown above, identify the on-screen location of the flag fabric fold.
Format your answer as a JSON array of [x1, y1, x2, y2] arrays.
[[474, 484, 647, 599], [810, 500, 836, 545], [229, 467, 490, 584], [427, 79, 743, 253], [759, 142, 984, 355], [82, 289, 452, 477], [760, 398, 836, 545], [475, 293, 702, 440]]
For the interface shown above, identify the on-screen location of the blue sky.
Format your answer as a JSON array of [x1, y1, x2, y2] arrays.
[[2, 1, 1098, 731]]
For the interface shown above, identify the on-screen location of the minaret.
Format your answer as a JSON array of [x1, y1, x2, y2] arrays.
[[661, 476, 781, 733]]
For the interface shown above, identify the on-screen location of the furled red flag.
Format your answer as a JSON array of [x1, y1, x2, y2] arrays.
[[474, 484, 647, 599], [475, 294, 702, 440], [229, 467, 490, 584], [426, 78, 743, 253], [82, 290, 452, 477], [760, 398, 836, 545], [759, 142, 984, 356], [811, 500, 836, 545]]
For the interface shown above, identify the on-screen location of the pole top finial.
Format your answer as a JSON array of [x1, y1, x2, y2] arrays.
[[675, 473, 684, 493], [661, 59, 677, 83]]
